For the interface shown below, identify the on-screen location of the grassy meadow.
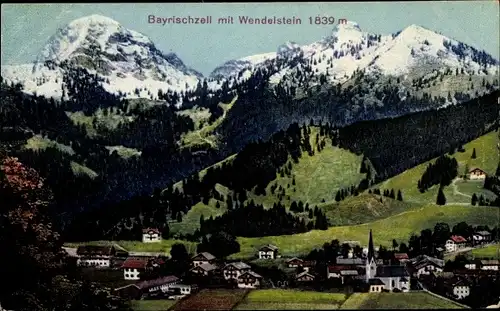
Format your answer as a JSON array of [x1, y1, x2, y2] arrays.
[[378, 130, 499, 204], [339, 292, 466, 309], [234, 289, 347, 310]]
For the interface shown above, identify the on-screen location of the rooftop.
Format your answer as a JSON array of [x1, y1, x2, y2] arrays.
[[450, 235, 467, 243], [239, 271, 262, 279], [225, 262, 251, 270], [369, 278, 385, 285], [376, 265, 409, 278], [121, 258, 148, 269], [260, 244, 279, 251], [76, 245, 115, 256], [136, 275, 179, 289], [142, 228, 160, 234], [192, 252, 216, 261]]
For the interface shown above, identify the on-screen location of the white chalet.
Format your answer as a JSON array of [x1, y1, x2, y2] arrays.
[[121, 258, 148, 280], [222, 262, 251, 280], [258, 244, 279, 259], [142, 228, 161, 243], [76, 245, 116, 268], [445, 235, 467, 253], [469, 167, 487, 180], [237, 271, 263, 288]]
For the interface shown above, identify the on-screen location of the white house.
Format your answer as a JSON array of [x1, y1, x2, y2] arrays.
[[374, 266, 410, 292], [258, 244, 279, 259], [222, 262, 251, 280], [138, 275, 179, 295], [469, 167, 487, 180], [142, 228, 161, 243], [169, 284, 193, 296], [451, 278, 470, 300], [473, 231, 492, 245], [76, 245, 116, 268], [409, 255, 444, 278], [237, 271, 263, 289], [445, 235, 467, 253], [192, 252, 216, 267], [481, 260, 500, 271], [122, 258, 148, 280], [368, 278, 385, 293]]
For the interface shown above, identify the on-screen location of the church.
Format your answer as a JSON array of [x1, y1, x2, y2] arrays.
[[365, 229, 411, 292]]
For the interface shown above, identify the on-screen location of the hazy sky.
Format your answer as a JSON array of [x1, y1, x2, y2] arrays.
[[2, 2, 499, 76]]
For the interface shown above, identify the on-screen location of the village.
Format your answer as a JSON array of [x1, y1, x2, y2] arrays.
[[62, 227, 500, 309]]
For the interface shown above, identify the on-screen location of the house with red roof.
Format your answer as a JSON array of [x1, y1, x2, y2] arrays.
[[142, 228, 161, 243], [122, 257, 149, 280], [394, 253, 409, 264], [445, 235, 468, 253]]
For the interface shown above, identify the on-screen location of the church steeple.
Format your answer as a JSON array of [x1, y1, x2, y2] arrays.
[[368, 229, 375, 261]]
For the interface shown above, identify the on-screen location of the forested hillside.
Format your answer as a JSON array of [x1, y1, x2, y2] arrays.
[[63, 90, 499, 242]]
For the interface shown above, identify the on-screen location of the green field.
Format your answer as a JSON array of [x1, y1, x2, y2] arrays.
[[235, 289, 346, 310], [230, 204, 500, 259], [130, 299, 177, 311], [71, 204, 499, 257], [378, 131, 499, 204], [318, 194, 418, 226], [170, 197, 228, 236], [180, 95, 237, 149], [172, 126, 368, 235], [64, 239, 198, 255], [251, 129, 366, 206], [471, 243, 500, 259], [339, 292, 466, 309], [25, 134, 75, 155]]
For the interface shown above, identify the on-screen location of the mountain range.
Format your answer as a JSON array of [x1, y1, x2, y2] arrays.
[[1, 15, 498, 105], [1, 14, 499, 217]]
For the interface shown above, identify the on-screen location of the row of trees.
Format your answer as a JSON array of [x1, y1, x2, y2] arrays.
[[418, 155, 458, 193]]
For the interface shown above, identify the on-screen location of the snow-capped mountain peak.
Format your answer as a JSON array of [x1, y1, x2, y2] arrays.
[[332, 21, 362, 34], [2, 14, 204, 102]]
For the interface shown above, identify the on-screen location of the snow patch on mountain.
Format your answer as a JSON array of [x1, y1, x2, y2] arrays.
[[2, 14, 204, 101]]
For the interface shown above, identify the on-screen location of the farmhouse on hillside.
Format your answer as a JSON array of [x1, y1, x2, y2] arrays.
[[76, 245, 117, 268], [469, 167, 487, 180], [142, 228, 161, 243], [445, 235, 468, 252], [192, 252, 216, 267], [121, 257, 149, 280], [258, 244, 279, 259], [237, 271, 263, 288], [222, 262, 251, 280]]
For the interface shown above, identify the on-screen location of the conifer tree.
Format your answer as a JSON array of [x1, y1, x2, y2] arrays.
[[471, 148, 477, 159], [436, 187, 447, 205], [471, 193, 478, 206], [397, 190, 403, 201]]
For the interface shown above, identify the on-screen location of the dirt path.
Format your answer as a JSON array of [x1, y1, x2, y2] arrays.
[[451, 178, 472, 199]]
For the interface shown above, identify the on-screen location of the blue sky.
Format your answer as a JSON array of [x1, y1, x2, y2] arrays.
[[1, 2, 499, 76]]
